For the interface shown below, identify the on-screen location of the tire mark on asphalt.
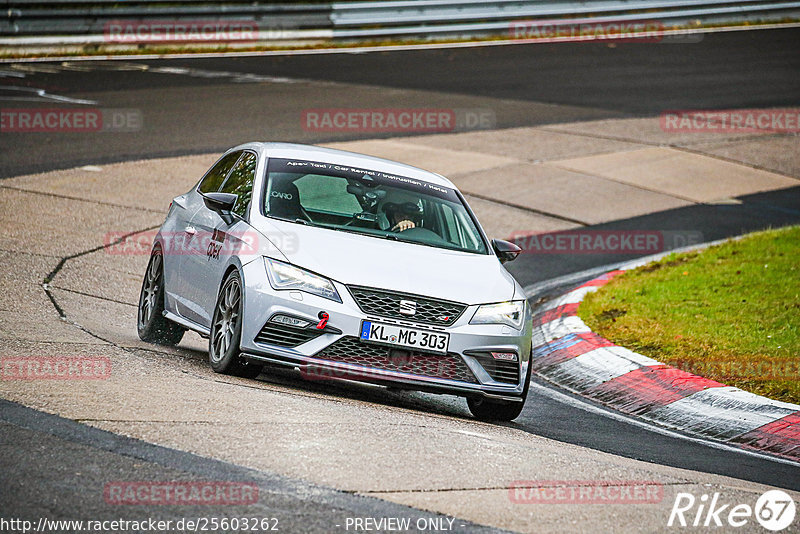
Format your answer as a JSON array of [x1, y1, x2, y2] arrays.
[[50, 285, 136, 307], [0, 246, 62, 259], [0, 184, 166, 213], [462, 191, 589, 226], [673, 143, 800, 183], [539, 125, 786, 149], [548, 162, 704, 206], [42, 224, 160, 324], [357, 481, 694, 495], [539, 125, 800, 181]]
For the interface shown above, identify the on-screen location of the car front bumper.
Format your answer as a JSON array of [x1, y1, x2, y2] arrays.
[[238, 259, 532, 401]]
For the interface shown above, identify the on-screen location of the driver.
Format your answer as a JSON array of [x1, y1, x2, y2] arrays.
[[380, 191, 423, 232]]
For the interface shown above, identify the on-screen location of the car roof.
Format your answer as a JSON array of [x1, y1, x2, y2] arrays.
[[233, 142, 457, 189]]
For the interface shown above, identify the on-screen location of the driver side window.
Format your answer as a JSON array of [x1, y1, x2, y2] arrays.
[[198, 151, 242, 194], [220, 151, 257, 218]]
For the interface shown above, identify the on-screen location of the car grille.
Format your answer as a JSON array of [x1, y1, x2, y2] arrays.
[[473, 354, 520, 384], [255, 322, 323, 348], [313, 336, 477, 383], [347, 285, 467, 326]]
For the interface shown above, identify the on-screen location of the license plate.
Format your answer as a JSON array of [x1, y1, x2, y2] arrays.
[[359, 321, 449, 354]]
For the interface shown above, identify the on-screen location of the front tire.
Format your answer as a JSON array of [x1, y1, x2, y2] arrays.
[[467, 396, 525, 422], [137, 246, 185, 346], [467, 353, 533, 422], [209, 271, 263, 379]]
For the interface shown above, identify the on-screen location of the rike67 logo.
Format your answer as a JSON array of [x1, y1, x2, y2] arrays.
[[668, 490, 796, 531]]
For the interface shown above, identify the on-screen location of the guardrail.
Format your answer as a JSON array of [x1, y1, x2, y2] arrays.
[[331, 0, 800, 39], [2, 2, 331, 36], [1, 0, 799, 47]]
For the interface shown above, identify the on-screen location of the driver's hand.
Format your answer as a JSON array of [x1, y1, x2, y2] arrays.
[[391, 220, 416, 232]]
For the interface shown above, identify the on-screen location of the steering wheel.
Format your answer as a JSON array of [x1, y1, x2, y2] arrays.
[[394, 226, 447, 244], [344, 211, 378, 227]]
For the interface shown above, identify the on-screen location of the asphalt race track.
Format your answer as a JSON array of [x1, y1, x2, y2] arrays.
[[1, 26, 800, 532], [2, 27, 799, 178]]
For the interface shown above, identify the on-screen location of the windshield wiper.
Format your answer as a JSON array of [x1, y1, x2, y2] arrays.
[[285, 217, 328, 229], [383, 233, 465, 252]]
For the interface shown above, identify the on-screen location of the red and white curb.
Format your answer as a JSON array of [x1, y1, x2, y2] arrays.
[[531, 269, 800, 462]]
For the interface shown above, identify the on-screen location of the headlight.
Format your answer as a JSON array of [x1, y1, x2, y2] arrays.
[[264, 258, 341, 303], [470, 300, 526, 329]]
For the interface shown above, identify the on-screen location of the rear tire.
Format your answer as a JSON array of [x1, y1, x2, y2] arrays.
[[467, 353, 532, 422], [209, 271, 263, 379], [137, 246, 185, 346]]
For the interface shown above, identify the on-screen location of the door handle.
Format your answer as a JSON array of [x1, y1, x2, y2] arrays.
[[185, 226, 197, 236]]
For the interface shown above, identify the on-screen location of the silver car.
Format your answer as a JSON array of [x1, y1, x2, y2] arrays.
[[138, 143, 532, 421]]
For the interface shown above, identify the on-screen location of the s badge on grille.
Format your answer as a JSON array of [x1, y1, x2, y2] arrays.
[[399, 299, 417, 316]]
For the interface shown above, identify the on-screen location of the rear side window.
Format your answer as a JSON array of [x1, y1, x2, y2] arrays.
[[220, 152, 257, 218], [198, 151, 242, 194]]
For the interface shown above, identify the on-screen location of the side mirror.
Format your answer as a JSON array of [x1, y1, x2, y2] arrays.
[[202, 192, 237, 225], [492, 238, 521, 264]]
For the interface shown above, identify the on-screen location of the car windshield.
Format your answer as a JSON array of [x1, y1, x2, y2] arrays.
[[263, 158, 489, 254]]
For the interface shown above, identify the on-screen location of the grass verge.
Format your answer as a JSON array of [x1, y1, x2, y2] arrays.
[[578, 226, 800, 404]]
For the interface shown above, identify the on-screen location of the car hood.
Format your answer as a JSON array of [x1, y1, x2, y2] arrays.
[[254, 219, 519, 305]]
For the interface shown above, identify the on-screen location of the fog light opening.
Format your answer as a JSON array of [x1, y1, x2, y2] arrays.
[[491, 352, 518, 362], [269, 314, 312, 329]]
